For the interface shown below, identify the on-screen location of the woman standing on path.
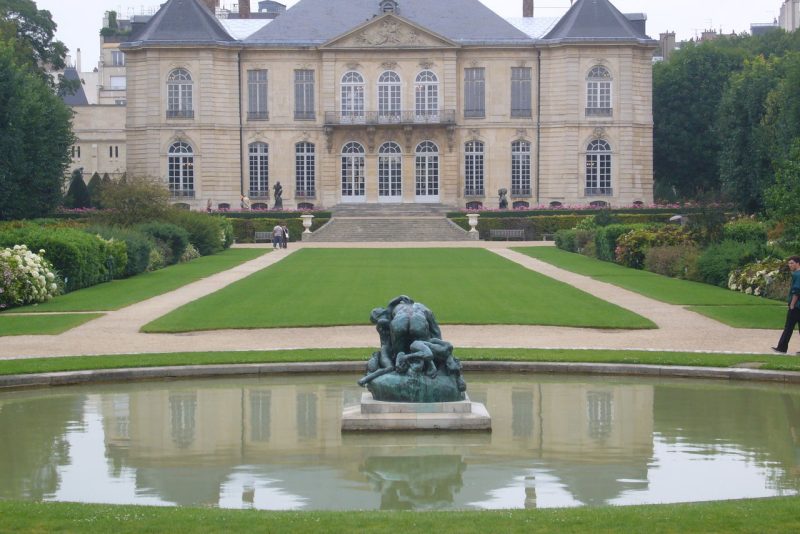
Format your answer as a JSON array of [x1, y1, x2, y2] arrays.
[[773, 256, 800, 354]]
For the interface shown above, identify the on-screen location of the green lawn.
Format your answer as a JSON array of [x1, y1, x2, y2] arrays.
[[142, 248, 655, 332], [516, 247, 784, 328], [1, 347, 797, 376], [7, 248, 267, 313], [0, 313, 103, 336], [2, 497, 799, 533]]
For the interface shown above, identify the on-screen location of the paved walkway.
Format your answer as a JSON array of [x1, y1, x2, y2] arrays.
[[0, 241, 784, 360]]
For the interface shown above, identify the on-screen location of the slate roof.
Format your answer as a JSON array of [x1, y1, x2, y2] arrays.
[[244, 0, 533, 46], [123, 0, 234, 48], [61, 67, 89, 106], [543, 0, 654, 44]]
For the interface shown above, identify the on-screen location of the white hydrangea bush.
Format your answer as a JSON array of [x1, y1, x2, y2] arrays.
[[0, 245, 61, 309], [727, 258, 788, 299]]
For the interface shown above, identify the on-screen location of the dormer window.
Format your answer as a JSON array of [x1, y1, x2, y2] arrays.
[[380, 0, 398, 14]]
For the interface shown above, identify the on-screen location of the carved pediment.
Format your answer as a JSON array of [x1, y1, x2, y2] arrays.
[[324, 14, 458, 50]]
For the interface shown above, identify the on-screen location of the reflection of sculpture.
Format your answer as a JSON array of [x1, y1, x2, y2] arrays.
[[498, 188, 508, 209], [358, 295, 466, 402], [361, 455, 466, 510], [273, 181, 283, 209]]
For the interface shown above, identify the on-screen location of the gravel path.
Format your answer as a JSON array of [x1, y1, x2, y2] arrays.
[[0, 241, 783, 360]]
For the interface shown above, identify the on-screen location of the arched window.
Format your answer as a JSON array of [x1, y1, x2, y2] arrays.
[[378, 71, 401, 122], [248, 142, 269, 198], [549, 201, 563, 208], [513, 201, 530, 210], [465, 201, 483, 210], [511, 140, 531, 196], [297, 202, 315, 210], [341, 142, 366, 199], [585, 139, 612, 196], [167, 68, 194, 119], [378, 142, 402, 200], [341, 71, 365, 122], [464, 141, 484, 197], [586, 65, 612, 117], [415, 70, 438, 121], [251, 202, 268, 210], [168, 141, 194, 196], [415, 141, 439, 199], [295, 142, 316, 198]]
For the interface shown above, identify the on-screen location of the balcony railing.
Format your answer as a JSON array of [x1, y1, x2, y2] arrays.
[[166, 109, 194, 119], [170, 188, 195, 199], [247, 111, 269, 121], [585, 187, 613, 196], [585, 107, 613, 118], [324, 110, 456, 126]]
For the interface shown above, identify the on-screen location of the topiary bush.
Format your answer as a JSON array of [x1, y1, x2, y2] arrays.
[[693, 239, 766, 287], [615, 225, 695, 269], [136, 222, 189, 265]]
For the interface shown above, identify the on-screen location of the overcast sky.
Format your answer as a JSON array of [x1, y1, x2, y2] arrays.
[[35, 0, 783, 70]]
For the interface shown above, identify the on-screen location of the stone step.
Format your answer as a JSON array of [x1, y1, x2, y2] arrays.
[[304, 217, 473, 242], [330, 203, 458, 217]]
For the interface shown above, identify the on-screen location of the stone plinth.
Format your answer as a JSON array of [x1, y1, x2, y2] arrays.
[[341, 392, 491, 431]]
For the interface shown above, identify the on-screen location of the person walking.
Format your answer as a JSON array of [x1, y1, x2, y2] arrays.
[[272, 223, 283, 249], [281, 223, 289, 249], [773, 255, 800, 354]]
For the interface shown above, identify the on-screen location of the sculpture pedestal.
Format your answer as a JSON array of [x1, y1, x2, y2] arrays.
[[341, 392, 491, 431]]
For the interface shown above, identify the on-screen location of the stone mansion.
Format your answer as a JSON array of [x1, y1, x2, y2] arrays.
[[76, 0, 656, 210]]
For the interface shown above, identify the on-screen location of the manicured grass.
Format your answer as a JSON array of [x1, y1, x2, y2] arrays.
[[8, 248, 267, 313], [0, 313, 103, 336], [143, 248, 655, 332], [689, 305, 788, 329], [2, 497, 799, 533], [1, 347, 798, 376]]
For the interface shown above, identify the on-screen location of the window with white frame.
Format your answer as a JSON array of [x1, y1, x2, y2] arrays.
[[167, 68, 193, 119], [511, 67, 532, 117], [586, 65, 612, 117], [464, 141, 484, 196], [248, 70, 268, 120], [294, 69, 315, 120], [341, 142, 366, 198], [378, 71, 401, 121], [415, 70, 438, 120], [464, 67, 485, 118], [585, 139, 612, 196], [415, 141, 439, 197], [341, 71, 365, 122], [248, 142, 269, 198], [511, 140, 531, 196], [111, 50, 125, 66], [110, 75, 126, 90], [378, 142, 402, 198], [295, 142, 316, 197], [168, 141, 194, 196]]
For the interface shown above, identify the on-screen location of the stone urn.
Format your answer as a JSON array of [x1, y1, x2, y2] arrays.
[[300, 214, 314, 234], [466, 213, 479, 233]]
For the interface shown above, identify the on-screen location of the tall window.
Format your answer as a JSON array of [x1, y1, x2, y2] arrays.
[[341, 71, 365, 122], [511, 140, 531, 196], [464, 141, 484, 196], [248, 142, 269, 198], [415, 141, 439, 197], [295, 142, 316, 197], [415, 70, 438, 121], [248, 69, 268, 120], [378, 142, 402, 198], [111, 50, 125, 66], [341, 142, 365, 198], [168, 141, 194, 196], [378, 71, 401, 121], [586, 65, 612, 117], [167, 68, 193, 119], [294, 69, 315, 120], [585, 139, 612, 196], [511, 67, 532, 117], [464, 67, 485, 118]]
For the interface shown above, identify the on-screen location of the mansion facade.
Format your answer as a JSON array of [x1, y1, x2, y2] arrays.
[[115, 0, 656, 210]]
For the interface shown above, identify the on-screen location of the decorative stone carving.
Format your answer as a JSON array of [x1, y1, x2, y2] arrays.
[[356, 20, 420, 47], [516, 129, 528, 138], [446, 125, 456, 152], [381, 61, 398, 70], [345, 62, 361, 71], [593, 127, 607, 139], [403, 126, 413, 153], [366, 126, 376, 153], [419, 60, 434, 70], [324, 126, 334, 153]]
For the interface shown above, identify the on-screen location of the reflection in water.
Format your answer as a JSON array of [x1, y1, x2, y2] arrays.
[[362, 455, 466, 510], [0, 374, 798, 510]]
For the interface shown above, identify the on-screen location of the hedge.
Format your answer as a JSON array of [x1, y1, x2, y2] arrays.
[[87, 225, 153, 277], [446, 206, 725, 218], [166, 211, 231, 256], [137, 222, 190, 265], [223, 210, 332, 220], [230, 218, 330, 243]]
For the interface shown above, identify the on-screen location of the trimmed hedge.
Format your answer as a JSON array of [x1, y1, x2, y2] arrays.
[[230, 218, 330, 243], [594, 224, 655, 262], [224, 210, 332, 220], [694, 239, 768, 287], [0, 226, 113, 292], [137, 222, 189, 265], [722, 219, 768, 244], [87, 226, 153, 277], [166, 211, 231, 256], [446, 206, 724, 218]]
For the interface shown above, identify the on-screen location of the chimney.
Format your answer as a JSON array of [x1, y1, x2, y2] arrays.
[[523, 0, 533, 18], [76, 48, 82, 73], [239, 0, 251, 19]]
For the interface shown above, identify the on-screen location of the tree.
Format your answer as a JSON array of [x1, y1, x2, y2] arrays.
[[0, 0, 67, 73], [765, 140, 800, 248], [86, 171, 102, 208], [0, 41, 74, 220], [717, 55, 781, 213], [64, 169, 90, 208], [98, 176, 171, 226]]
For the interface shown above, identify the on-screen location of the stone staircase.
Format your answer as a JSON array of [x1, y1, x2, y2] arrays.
[[304, 203, 474, 242]]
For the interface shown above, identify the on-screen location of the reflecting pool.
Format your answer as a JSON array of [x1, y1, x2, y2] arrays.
[[1, 373, 799, 510]]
